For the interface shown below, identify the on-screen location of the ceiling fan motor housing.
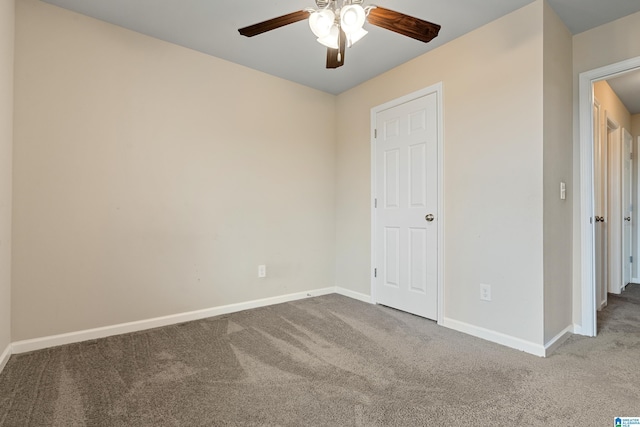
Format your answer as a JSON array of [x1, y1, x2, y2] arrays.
[[315, 0, 365, 9]]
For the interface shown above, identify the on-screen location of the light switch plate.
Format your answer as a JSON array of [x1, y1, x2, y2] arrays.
[[480, 284, 492, 301]]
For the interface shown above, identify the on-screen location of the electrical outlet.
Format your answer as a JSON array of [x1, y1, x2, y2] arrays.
[[258, 265, 266, 278], [480, 284, 492, 301]]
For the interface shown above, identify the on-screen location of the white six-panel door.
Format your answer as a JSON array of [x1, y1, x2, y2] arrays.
[[373, 92, 438, 320], [622, 128, 633, 287]]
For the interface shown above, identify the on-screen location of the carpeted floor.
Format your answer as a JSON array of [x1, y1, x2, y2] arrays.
[[1, 287, 639, 426]]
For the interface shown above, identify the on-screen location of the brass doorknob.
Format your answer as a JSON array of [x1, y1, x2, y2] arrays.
[[425, 214, 435, 222]]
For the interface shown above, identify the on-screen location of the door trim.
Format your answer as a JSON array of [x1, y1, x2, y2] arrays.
[[633, 136, 640, 284], [579, 56, 640, 337], [621, 127, 633, 289], [370, 83, 444, 324], [607, 115, 624, 294]]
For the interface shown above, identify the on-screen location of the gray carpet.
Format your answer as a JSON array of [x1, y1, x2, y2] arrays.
[[1, 287, 639, 426]]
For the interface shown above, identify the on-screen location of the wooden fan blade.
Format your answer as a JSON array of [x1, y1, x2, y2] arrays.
[[367, 7, 440, 43], [326, 28, 347, 69], [239, 10, 311, 37]]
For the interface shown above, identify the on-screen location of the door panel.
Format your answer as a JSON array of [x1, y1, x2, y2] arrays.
[[384, 227, 400, 287], [607, 118, 622, 294], [374, 93, 438, 320], [409, 227, 427, 293], [384, 150, 400, 208], [623, 128, 633, 287], [409, 143, 427, 207]]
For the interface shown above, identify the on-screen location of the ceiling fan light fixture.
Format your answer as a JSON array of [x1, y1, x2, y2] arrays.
[[309, 9, 336, 38], [317, 24, 340, 49], [346, 27, 367, 47], [238, 3, 441, 70], [340, 5, 365, 34]]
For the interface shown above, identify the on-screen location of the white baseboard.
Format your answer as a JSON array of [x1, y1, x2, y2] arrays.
[[12, 287, 336, 354], [9, 288, 566, 360], [544, 325, 574, 356], [572, 323, 584, 336], [335, 287, 373, 304], [0, 343, 11, 374], [441, 317, 546, 357]]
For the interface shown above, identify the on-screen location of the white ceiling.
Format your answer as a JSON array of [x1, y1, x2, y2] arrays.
[[40, 0, 640, 95]]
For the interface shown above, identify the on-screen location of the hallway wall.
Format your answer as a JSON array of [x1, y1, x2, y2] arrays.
[[0, 0, 14, 361]]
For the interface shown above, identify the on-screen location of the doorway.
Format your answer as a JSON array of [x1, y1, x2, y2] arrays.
[[579, 57, 640, 337], [593, 105, 632, 312], [370, 83, 444, 322]]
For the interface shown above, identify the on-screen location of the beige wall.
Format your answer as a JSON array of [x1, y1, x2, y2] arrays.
[[594, 81, 631, 132], [12, 0, 336, 340], [336, 2, 545, 344], [0, 0, 14, 353], [631, 114, 640, 138], [542, 2, 573, 343], [572, 12, 640, 325]]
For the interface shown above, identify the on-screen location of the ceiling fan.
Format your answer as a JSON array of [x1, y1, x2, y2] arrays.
[[238, 0, 441, 69]]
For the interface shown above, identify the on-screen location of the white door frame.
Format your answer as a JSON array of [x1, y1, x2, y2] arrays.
[[579, 56, 640, 337], [370, 82, 445, 324], [593, 98, 607, 310], [621, 127, 633, 290]]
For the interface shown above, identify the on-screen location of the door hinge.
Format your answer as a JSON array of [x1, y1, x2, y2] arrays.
[[374, 198, 377, 208], [374, 268, 377, 278], [631, 152, 633, 160], [631, 256, 633, 263], [374, 129, 377, 139]]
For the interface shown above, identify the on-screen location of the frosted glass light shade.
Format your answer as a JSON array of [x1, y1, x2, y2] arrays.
[[309, 10, 336, 38], [340, 5, 365, 35], [346, 27, 368, 47], [317, 24, 340, 49]]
